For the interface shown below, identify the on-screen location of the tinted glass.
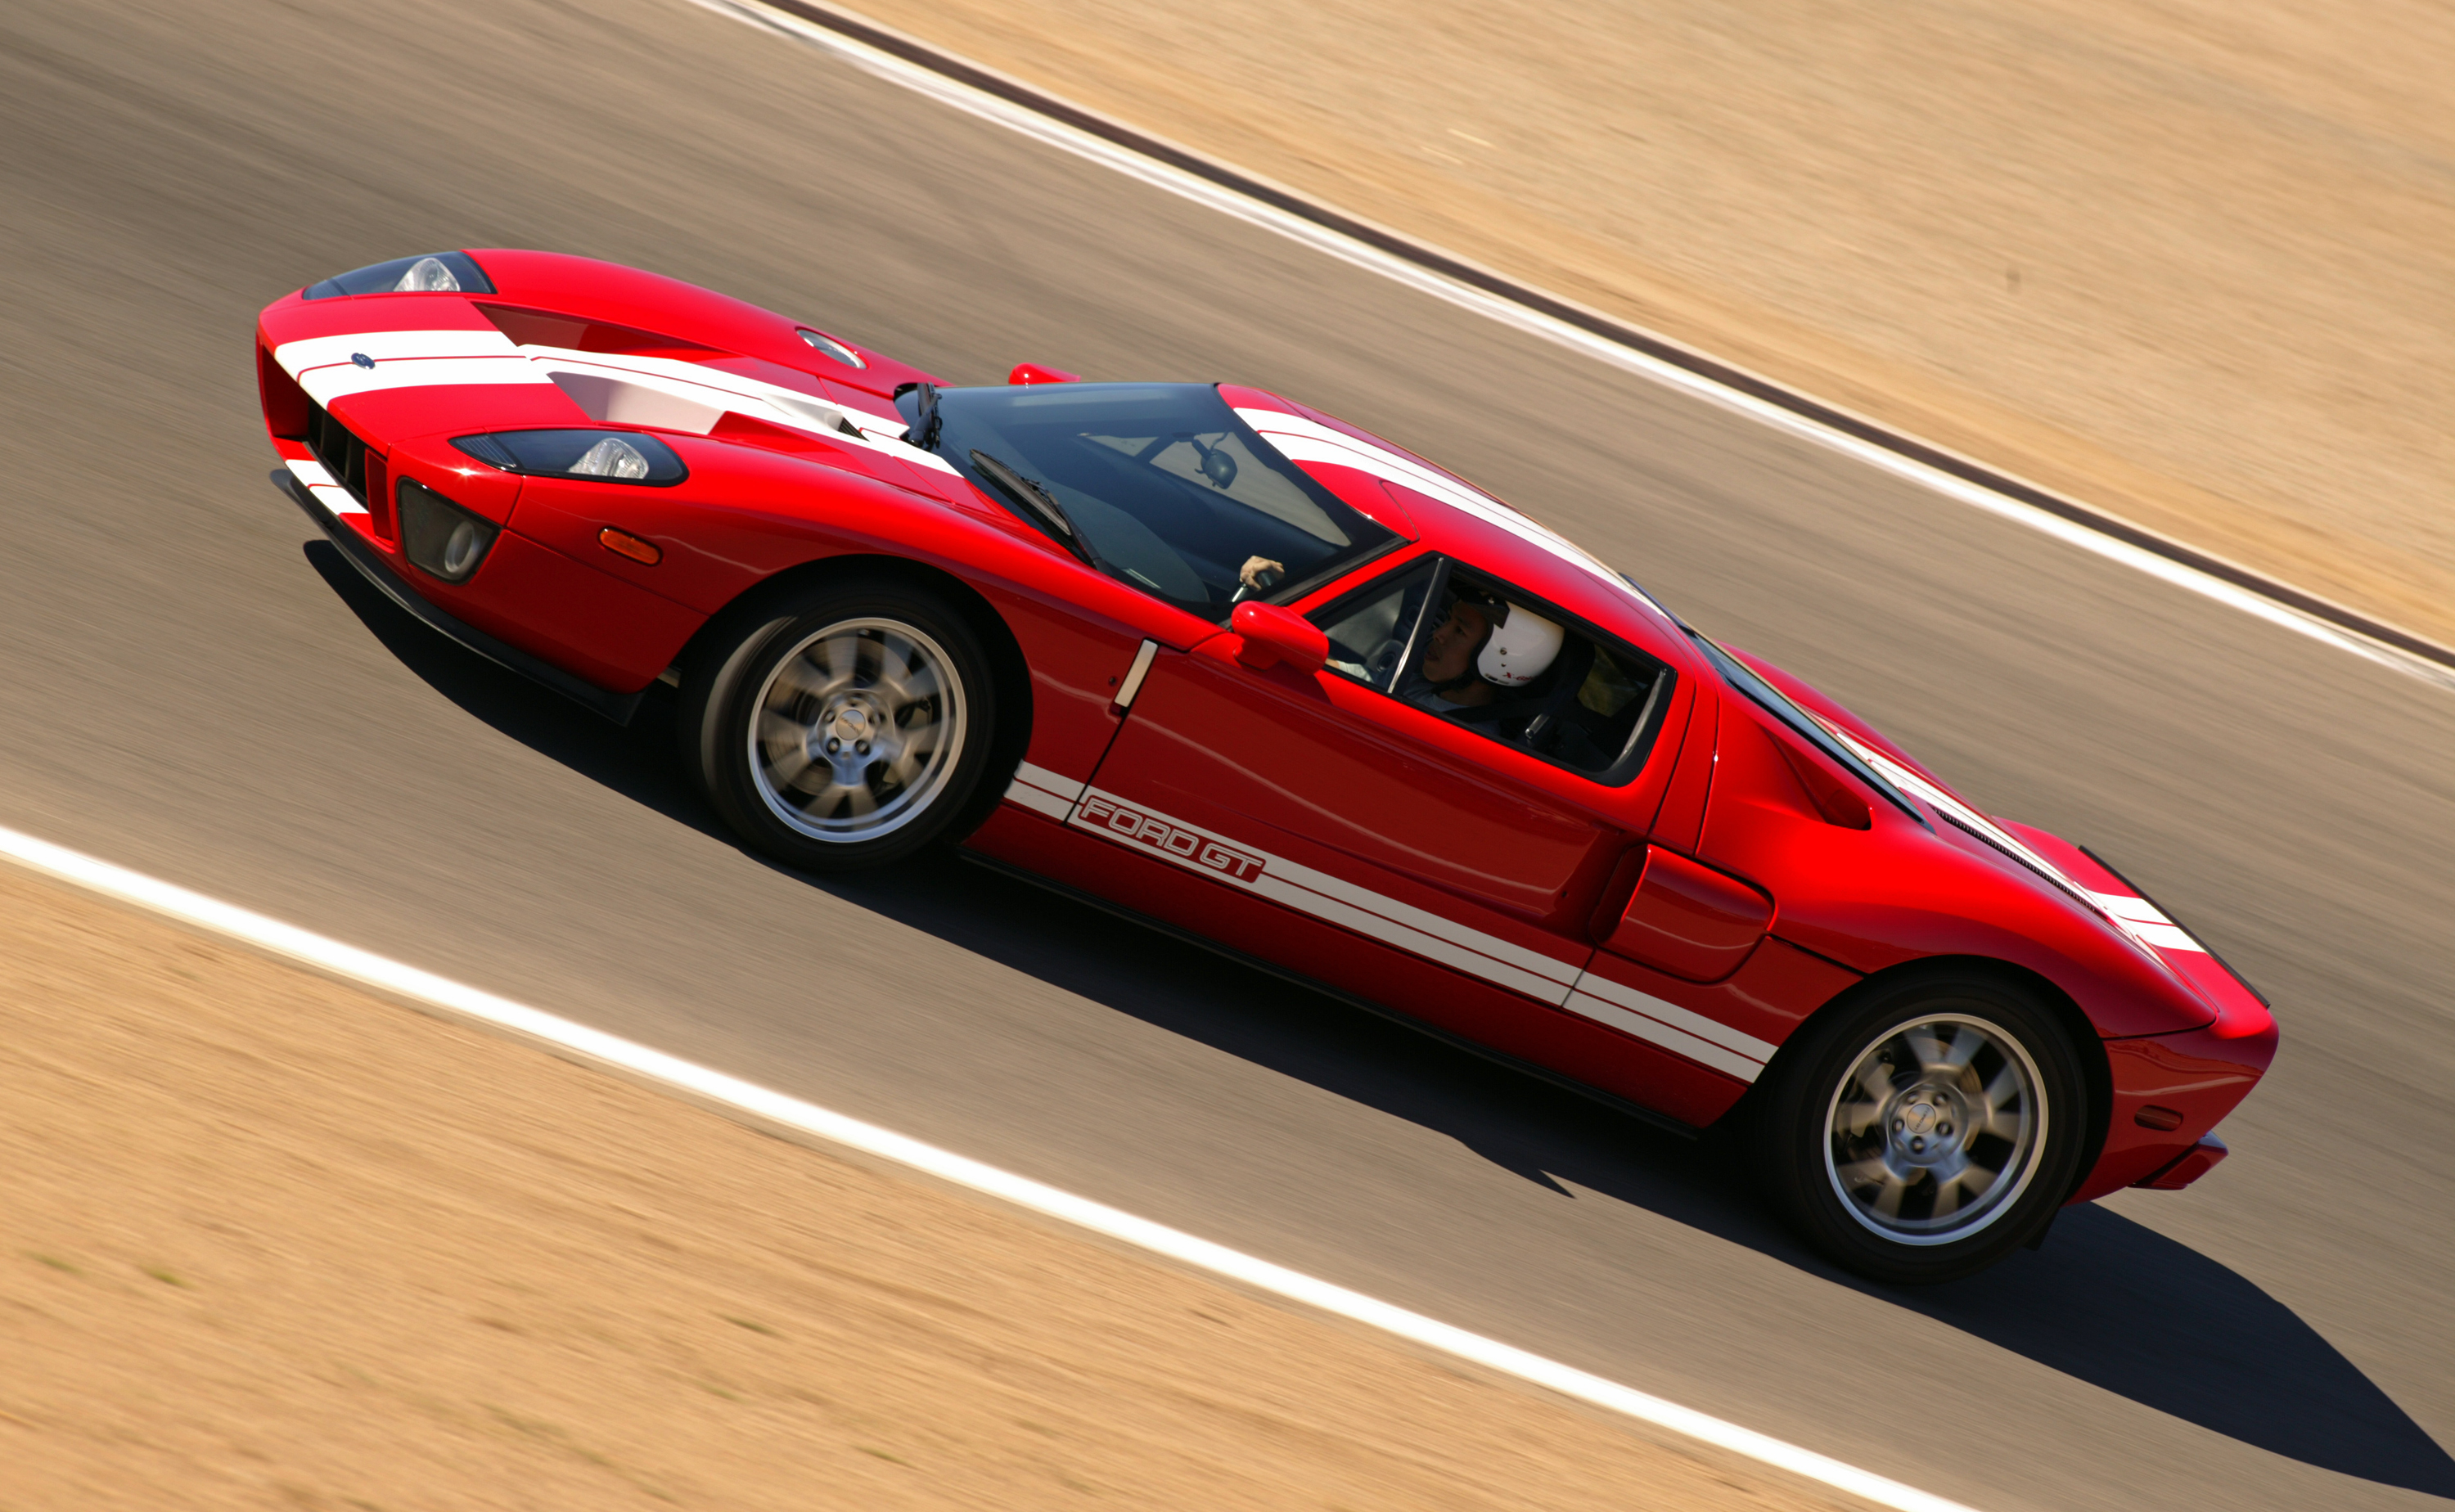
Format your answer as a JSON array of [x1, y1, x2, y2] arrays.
[[453, 430, 687, 484], [303, 251, 494, 299], [1318, 557, 1440, 690], [1314, 559, 1671, 781], [904, 383, 1399, 619]]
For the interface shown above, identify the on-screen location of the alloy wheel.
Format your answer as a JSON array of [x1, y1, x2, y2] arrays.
[[1822, 1012, 2047, 1246], [747, 617, 968, 844]]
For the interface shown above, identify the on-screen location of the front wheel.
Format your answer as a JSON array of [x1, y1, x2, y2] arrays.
[[679, 581, 997, 871], [1752, 972, 2088, 1284]]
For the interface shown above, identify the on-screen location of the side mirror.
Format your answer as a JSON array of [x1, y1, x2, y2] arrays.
[[1007, 362, 1082, 385], [1231, 601, 1328, 673]]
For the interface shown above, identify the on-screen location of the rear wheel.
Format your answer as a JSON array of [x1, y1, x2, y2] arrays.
[[1753, 972, 2087, 1284], [680, 582, 995, 871]]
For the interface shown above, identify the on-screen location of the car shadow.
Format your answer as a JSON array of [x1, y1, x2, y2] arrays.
[[307, 540, 2455, 1501]]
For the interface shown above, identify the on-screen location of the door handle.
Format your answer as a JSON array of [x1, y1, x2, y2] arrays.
[[1111, 639, 1160, 711]]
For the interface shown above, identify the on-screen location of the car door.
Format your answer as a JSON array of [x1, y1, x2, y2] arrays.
[[1076, 553, 1715, 1108]]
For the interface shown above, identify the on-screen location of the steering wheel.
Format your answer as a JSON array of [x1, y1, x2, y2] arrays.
[[1366, 641, 1405, 685]]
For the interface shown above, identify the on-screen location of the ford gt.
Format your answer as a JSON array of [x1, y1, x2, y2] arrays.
[[254, 250, 2276, 1282]]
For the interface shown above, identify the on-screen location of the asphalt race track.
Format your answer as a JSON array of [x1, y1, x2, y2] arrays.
[[4, 3, 2451, 1508]]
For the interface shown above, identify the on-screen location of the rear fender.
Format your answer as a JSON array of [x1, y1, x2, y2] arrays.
[[1700, 719, 2216, 1040]]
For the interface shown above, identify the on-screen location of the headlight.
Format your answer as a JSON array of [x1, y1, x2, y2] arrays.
[[573, 436, 651, 479], [397, 479, 498, 583], [451, 430, 687, 485], [394, 256, 461, 292], [302, 252, 495, 300]]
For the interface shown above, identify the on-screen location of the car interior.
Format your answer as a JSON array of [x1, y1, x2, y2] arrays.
[[1314, 557, 1671, 780]]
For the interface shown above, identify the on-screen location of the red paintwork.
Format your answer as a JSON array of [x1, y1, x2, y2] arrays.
[[1097, 640, 1622, 949], [2079, 1015, 2274, 1199], [471, 250, 937, 401], [256, 251, 2277, 1211], [442, 530, 704, 691], [1007, 362, 1081, 385], [1228, 601, 1329, 671], [965, 804, 1747, 1126], [389, 434, 521, 524], [1604, 846, 1776, 983], [1584, 937, 1864, 1069], [1647, 681, 1718, 853]]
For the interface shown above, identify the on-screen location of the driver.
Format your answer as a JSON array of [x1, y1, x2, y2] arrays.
[[1414, 590, 1565, 713]]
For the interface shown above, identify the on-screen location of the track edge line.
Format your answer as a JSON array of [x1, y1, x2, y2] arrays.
[[0, 821, 1984, 1512]]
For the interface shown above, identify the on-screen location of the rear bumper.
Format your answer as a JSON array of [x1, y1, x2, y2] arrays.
[[2134, 1134, 2228, 1191], [275, 469, 646, 726], [2072, 1006, 2277, 1203]]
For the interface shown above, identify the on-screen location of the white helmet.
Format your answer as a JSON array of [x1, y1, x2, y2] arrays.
[[1477, 603, 1563, 686]]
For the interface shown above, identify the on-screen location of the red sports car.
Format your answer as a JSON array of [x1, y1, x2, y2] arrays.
[[255, 250, 2276, 1282]]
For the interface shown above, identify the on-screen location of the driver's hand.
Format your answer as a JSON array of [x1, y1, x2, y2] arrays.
[[1239, 556, 1286, 592]]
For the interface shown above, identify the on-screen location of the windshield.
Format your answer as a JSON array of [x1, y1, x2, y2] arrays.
[[900, 382, 1400, 619]]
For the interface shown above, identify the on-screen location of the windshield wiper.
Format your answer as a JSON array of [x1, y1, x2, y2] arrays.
[[900, 381, 944, 450], [970, 449, 1097, 567]]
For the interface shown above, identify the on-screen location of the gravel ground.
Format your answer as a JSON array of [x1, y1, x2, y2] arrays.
[[0, 864, 1862, 1511]]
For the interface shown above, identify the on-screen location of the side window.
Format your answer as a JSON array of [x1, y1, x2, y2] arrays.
[[1317, 556, 1440, 689], [1309, 558, 1672, 781]]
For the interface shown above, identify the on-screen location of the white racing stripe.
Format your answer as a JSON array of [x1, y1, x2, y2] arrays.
[[2082, 891, 2201, 953], [1064, 784, 1583, 997], [519, 344, 953, 470], [274, 324, 946, 470], [283, 457, 368, 517], [1002, 758, 1087, 821], [1823, 722, 2210, 961], [0, 820, 1983, 1512], [1567, 972, 1777, 1068], [680, 0, 2455, 698], [1043, 776, 1781, 1084], [1563, 989, 1765, 1082], [275, 328, 523, 372], [1245, 412, 1646, 615], [296, 357, 552, 407]]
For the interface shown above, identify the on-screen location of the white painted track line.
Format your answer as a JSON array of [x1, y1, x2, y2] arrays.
[[0, 821, 1981, 1512], [684, 0, 2455, 697]]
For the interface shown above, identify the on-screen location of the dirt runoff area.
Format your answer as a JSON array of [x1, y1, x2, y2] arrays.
[[0, 862, 1865, 1512], [851, 0, 2455, 650]]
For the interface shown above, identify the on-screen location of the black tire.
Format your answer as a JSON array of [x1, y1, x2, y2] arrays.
[[1752, 970, 2088, 1285], [678, 580, 997, 872]]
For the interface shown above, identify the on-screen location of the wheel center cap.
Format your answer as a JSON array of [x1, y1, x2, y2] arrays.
[[1903, 1100, 1939, 1136], [825, 705, 872, 743]]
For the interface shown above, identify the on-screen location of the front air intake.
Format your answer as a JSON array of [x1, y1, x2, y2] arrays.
[[304, 398, 370, 505], [396, 479, 498, 584]]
